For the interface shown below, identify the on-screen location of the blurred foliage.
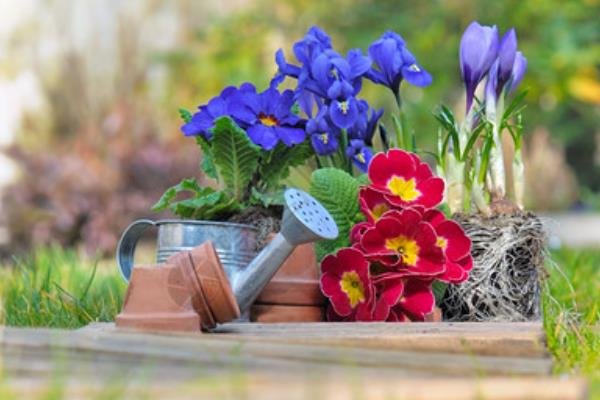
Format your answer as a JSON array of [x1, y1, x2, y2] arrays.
[[161, 0, 600, 190]]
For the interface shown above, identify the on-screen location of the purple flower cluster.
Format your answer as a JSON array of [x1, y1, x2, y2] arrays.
[[182, 83, 305, 151], [459, 22, 528, 113], [274, 27, 430, 172]]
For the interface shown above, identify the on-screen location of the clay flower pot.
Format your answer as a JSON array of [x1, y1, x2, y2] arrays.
[[116, 242, 240, 332], [252, 241, 325, 322]]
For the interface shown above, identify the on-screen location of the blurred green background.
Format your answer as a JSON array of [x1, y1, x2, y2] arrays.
[[0, 0, 599, 254]]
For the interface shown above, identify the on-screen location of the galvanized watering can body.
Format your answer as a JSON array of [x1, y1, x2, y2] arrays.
[[117, 219, 258, 283]]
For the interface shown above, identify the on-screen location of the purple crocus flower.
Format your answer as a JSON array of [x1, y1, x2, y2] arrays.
[[181, 84, 254, 139], [307, 106, 339, 155], [366, 31, 432, 94], [460, 22, 499, 113], [497, 29, 517, 89], [509, 51, 527, 93], [346, 139, 373, 172], [229, 87, 306, 150]]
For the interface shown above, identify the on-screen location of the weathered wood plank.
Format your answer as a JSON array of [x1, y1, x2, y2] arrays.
[[84, 321, 548, 358], [1, 324, 552, 379], [2, 378, 588, 400]]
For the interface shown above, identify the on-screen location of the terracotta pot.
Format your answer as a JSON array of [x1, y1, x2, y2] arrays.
[[116, 241, 241, 333], [424, 306, 443, 322], [250, 304, 324, 323], [253, 241, 325, 322], [115, 264, 202, 332]]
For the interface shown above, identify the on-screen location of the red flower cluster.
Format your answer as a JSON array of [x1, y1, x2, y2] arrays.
[[320, 149, 473, 322]]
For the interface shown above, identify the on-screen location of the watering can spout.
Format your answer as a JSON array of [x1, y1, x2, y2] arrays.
[[233, 188, 338, 313]]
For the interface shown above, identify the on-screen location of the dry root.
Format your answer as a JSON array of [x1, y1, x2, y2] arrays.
[[442, 212, 547, 322]]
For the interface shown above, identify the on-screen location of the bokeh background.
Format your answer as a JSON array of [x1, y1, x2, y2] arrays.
[[1, 0, 599, 257]]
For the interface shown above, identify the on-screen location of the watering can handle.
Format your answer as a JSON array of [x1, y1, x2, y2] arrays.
[[116, 219, 156, 282]]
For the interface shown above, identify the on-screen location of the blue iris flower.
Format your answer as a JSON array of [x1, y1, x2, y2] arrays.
[[306, 105, 339, 156], [228, 86, 306, 151], [181, 83, 254, 139], [347, 100, 384, 146], [366, 31, 432, 94], [273, 26, 371, 130], [346, 139, 373, 173]]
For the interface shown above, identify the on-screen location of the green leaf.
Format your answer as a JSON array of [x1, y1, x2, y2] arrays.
[[249, 188, 285, 208], [152, 178, 204, 212], [310, 168, 361, 261], [260, 141, 313, 191], [178, 108, 193, 123], [195, 136, 218, 180], [432, 281, 448, 306], [211, 116, 261, 201]]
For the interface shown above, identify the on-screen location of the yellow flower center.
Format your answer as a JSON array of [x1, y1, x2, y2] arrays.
[[387, 176, 421, 201], [320, 133, 329, 144], [370, 203, 389, 221], [340, 271, 366, 307], [338, 101, 349, 114], [436, 237, 448, 250], [385, 235, 420, 267], [356, 152, 366, 164], [259, 113, 278, 127]]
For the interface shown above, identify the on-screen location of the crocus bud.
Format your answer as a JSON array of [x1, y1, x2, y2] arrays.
[[509, 51, 528, 93], [460, 21, 499, 113], [497, 28, 517, 89]]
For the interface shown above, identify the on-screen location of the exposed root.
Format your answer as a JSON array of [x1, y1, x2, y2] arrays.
[[442, 211, 547, 321]]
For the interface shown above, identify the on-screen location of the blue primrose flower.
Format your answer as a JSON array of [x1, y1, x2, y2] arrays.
[[181, 83, 255, 139], [346, 139, 373, 173], [347, 100, 384, 146], [460, 21, 499, 113], [366, 31, 432, 94], [307, 106, 339, 156], [229, 86, 306, 151]]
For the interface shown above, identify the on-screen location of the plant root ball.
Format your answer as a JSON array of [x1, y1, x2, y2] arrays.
[[442, 212, 547, 322]]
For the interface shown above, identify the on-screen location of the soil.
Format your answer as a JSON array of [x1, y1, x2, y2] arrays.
[[228, 206, 283, 252]]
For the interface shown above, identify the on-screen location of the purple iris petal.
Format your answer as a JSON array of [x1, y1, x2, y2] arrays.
[[347, 49, 372, 79], [346, 139, 373, 172], [460, 21, 499, 113], [247, 125, 279, 150], [509, 51, 527, 93], [367, 30, 431, 93], [293, 26, 332, 65], [485, 59, 500, 105], [329, 97, 358, 129], [311, 131, 338, 155]]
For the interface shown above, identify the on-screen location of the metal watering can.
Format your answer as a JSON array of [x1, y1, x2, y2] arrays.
[[116, 188, 338, 326]]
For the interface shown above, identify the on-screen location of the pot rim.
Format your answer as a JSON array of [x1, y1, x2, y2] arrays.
[[154, 219, 258, 231]]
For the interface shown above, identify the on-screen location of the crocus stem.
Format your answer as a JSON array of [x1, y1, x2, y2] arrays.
[[487, 96, 506, 202], [513, 148, 525, 209], [444, 152, 465, 214]]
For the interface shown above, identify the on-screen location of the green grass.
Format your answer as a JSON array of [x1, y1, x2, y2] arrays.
[[0, 246, 125, 328], [0, 245, 598, 397], [543, 248, 600, 395]]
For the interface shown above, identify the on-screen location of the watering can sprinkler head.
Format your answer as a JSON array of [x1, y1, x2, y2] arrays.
[[232, 188, 338, 313]]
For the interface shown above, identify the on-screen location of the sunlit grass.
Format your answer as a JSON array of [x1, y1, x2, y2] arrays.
[[0, 246, 125, 328], [543, 247, 600, 395], [0, 245, 598, 397]]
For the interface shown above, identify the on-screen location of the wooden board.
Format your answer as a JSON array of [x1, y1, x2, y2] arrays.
[[1, 378, 589, 400], [0, 322, 587, 399]]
